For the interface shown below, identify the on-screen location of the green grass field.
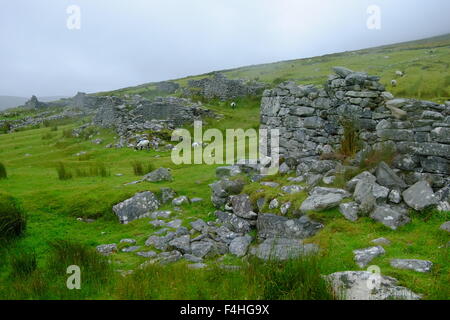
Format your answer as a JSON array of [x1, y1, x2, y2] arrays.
[[0, 34, 449, 300]]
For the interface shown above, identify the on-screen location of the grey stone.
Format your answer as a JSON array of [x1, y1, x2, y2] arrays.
[[172, 196, 190, 206], [209, 179, 245, 208], [143, 167, 172, 182], [310, 187, 351, 197], [96, 244, 117, 255], [168, 235, 191, 253], [375, 162, 407, 189], [120, 239, 136, 244], [160, 187, 176, 204], [167, 219, 183, 229], [190, 219, 208, 232], [388, 189, 402, 204], [136, 251, 157, 258], [326, 271, 421, 300], [353, 246, 385, 268], [229, 235, 252, 257], [151, 210, 172, 219], [121, 246, 141, 253], [188, 263, 207, 269], [260, 181, 279, 188], [231, 194, 257, 219], [269, 199, 279, 209], [439, 221, 450, 233], [257, 214, 323, 239], [157, 250, 182, 265], [113, 191, 160, 224], [300, 193, 345, 213], [183, 254, 203, 263], [339, 202, 359, 221], [281, 185, 304, 194], [402, 181, 438, 211], [333, 66, 354, 78], [250, 238, 319, 261], [346, 171, 376, 192], [216, 166, 242, 178], [390, 259, 433, 273], [370, 205, 411, 230], [145, 232, 176, 250], [371, 237, 391, 246], [215, 211, 252, 233], [280, 201, 292, 215]]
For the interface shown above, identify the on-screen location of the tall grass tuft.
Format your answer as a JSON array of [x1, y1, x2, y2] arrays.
[[0, 192, 26, 242], [0, 162, 7, 179], [75, 162, 110, 178], [132, 161, 155, 176], [10, 250, 37, 278], [339, 118, 361, 157], [56, 162, 73, 180]]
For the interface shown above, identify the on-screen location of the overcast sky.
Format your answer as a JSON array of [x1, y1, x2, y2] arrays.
[[1, 0, 449, 97]]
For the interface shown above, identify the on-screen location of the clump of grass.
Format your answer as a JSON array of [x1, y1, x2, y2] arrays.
[[10, 250, 37, 278], [75, 163, 110, 178], [56, 162, 73, 180], [0, 121, 11, 134], [62, 129, 73, 139], [358, 144, 397, 170], [0, 192, 26, 242], [131, 161, 155, 176], [0, 162, 7, 179], [339, 118, 361, 157], [41, 131, 55, 140], [50, 125, 58, 131], [47, 240, 112, 285]]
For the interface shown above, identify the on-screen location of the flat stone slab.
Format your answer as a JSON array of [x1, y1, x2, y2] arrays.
[[250, 238, 319, 261], [326, 271, 421, 300], [353, 246, 386, 268], [390, 259, 433, 273]]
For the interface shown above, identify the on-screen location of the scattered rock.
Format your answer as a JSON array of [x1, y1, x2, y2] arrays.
[[440, 221, 450, 233], [136, 251, 157, 258], [257, 214, 323, 240], [402, 180, 438, 211], [190, 219, 208, 232], [339, 202, 359, 221], [167, 219, 183, 229], [269, 199, 279, 209], [231, 194, 258, 219], [216, 211, 252, 233], [96, 244, 117, 255], [281, 185, 304, 194], [370, 205, 411, 230], [188, 263, 207, 269], [143, 167, 172, 182], [160, 187, 177, 204], [260, 181, 279, 188], [168, 235, 191, 253], [121, 246, 141, 253], [353, 246, 385, 268], [371, 238, 391, 246], [113, 191, 160, 224], [229, 235, 252, 257], [375, 162, 407, 189], [172, 196, 190, 206], [390, 259, 433, 273], [300, 193, 345, 213], [250, 238, 319, 261], [326, 271, 421, 300]]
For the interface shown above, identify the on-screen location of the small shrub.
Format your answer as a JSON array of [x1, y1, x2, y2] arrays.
[[0, 192, 26, 242], [56, 162, 73, 180], [10, 250, 37, 278], [0, 162, 7, 179], [132, 161, 155, 176], [339, 118, 361, 157]]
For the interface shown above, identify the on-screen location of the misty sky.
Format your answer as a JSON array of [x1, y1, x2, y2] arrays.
[[1, 0, 449, 97]]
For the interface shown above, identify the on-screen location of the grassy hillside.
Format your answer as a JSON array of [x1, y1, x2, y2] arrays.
[[0, 35, 449, 300], [101, 33, 450, 103]]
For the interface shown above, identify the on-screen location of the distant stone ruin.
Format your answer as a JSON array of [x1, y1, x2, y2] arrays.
[[260, 67, 450, 188], [186, 73, 266, 101]]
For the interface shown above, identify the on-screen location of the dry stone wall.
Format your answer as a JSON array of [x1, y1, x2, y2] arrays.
[[260, 67, 450, 188]]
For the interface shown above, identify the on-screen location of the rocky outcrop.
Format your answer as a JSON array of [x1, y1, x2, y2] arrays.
[[113, 191, 161, 224]]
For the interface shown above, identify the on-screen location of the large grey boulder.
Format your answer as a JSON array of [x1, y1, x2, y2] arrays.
[[215, 211, 252, 233], [390, 259, 433, 273], [191, 240, 228, 258], [113, 191, 161, 224], [375, 162, 407, 189], [339, 202, 359, 221], [326, 271, 421, 300], [168, 235, 191, 254], [370, 205, 410, 230], [209, 179, 245, 208], [346, 171, 376, 192], [333, 66, 354, 78], [230, 194, 258, 219], [143, 167, 172, 182], [402, 180, 438, 211], [229, 235, 252, 257], [300, 193, 346, 213], [353, 180, 376, 215], [257, 214, 323, 239], [353, 246, 385, 268], [250, 238, 319, 261]]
